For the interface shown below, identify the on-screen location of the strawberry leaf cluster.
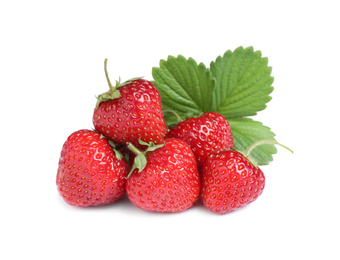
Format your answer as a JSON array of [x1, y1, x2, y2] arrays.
[[152, 46, 276, 165]]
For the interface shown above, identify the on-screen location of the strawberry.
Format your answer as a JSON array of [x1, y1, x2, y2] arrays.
[[201, 140, 293, 214], [166, 112, 234, 169], [93, 59, 167, 148], [201, 149, 265, 214], [56, 129, 129, 207], [126, 138, 200, 213]]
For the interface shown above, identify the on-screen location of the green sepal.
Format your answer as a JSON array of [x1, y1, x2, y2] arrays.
[[95, 89, 121, 110], [126, 139, 165, 179], [94, 77, 144, 110], [95, 58, 143, 110], [127, 153, 147, 178], [138, 139, 165, 153], [99, 134, 124, 160]]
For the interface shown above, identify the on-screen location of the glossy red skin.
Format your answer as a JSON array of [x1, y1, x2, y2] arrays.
[[166, 112, 234, 170], [93, 79, 167, 148], [126, 138, 200, 213], [56, 130, 129, 207], [201, 150, 265, 214]]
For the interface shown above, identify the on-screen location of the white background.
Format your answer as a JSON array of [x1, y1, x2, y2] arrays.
[[1, 1, 339, 259]]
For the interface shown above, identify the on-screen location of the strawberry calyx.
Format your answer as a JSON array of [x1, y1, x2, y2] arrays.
[[95, 58, 143, 109], [241, 139, 293, 168], [126, 139, 165, 179], [99, 133, 124, 160]]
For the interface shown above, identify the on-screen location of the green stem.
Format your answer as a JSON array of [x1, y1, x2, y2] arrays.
[[104, 58, 115, 92], [163, 110, 183, 122], [127, 142, 142, 156], [245, 140, 294, 158]]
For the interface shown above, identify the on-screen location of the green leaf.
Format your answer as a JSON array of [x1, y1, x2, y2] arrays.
[[152, 55, 216, 125], [228, 118, 277, 165], [210, 46, 274, 118], [152, 47, 277, 165]]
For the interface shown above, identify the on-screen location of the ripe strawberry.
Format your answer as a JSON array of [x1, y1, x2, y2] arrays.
[[93, 59, 167, 148], [126, 138, 200, 213], [201, 140, 293, 214], [56, 129, 129, 207], [166, 112, 234, 169], [201, 149, 265, 214]]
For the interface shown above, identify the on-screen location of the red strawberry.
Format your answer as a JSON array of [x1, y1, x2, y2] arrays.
[[201, 149, 265, 214], [56, 129, 129, 207], [93, 59, 167, 148], [201, 140, 293, 214], [126, 138, 200, 213], [166, 112, 234, 169]]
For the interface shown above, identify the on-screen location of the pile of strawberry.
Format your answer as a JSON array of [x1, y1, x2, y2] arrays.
[[56, 59, 290, 214]]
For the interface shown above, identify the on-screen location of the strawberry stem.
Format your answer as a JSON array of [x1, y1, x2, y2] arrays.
[[163, 110, 183, 122], [245, 140, 293, 158], [94, 59, 122, 110], [127, 142, 142, 156], [104, 58, 115, 92]]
